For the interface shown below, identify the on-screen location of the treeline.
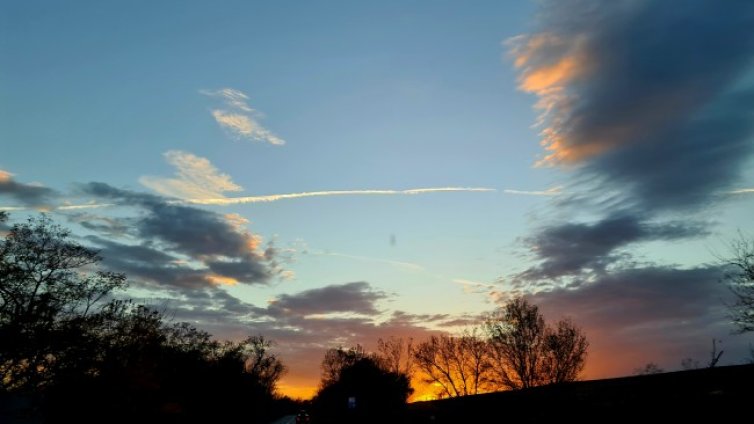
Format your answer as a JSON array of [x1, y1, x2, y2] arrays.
[[1, 213, 590, 423], [309, 299, 588, 423], [0, 214, 297, 423], [315, 298, 589, 412]]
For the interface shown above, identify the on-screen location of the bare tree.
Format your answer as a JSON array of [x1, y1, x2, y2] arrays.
[[413, 332, 490, 398], [543, 318, 588, 384], [240, 335, 287, 393], [484, 297, 547, 389], [320, 344, 368, 387], [722, 235, 754, 332], [708, 338, 724, 368], [635, 362, 663, 375], [483, 297, 588, 389], [376, 336, 414, 376]]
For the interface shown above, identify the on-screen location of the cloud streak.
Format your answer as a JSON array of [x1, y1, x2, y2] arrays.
[[503, 187, 561, 196], [183, 187, 496, 205], [202, 88, 285, 145]]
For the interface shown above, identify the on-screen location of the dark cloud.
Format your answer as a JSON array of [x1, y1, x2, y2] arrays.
[[137, 281, 447, 389], [517, 213, 707, 281], [84, 235, 212, 291], [68, 213, 133, 237], [268, 282, 387, 317], [206, 258, 272, 284], [0, 171, 56, 207], [80, 182, 278, 285], [527, 265, 751, 377], [514, 0, 754, 211]]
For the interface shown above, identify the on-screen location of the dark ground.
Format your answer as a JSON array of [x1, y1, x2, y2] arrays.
[[407, 364, 754, 423]]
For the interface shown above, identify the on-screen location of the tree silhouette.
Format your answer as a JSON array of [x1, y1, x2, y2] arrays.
[[0, 214, 126, 391], [484, 297, 588, 389], [413, 331, 491, 398], [0, 213, 296, 423], [722, 235, 754, 332], [314, 346, 412, 424], [320, 344, 368, 388]]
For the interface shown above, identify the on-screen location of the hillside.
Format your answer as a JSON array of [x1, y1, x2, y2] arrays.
[[408, 364, 754, 423]]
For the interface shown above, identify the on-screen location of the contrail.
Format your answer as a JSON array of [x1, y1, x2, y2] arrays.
[[182, 187, 497, 205], [729, 188, 754, 195]]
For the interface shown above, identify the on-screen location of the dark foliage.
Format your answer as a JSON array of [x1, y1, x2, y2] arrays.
[[722, 235, 754, 332], [313, 347, 413, 424], [0, 214, 297, 423]]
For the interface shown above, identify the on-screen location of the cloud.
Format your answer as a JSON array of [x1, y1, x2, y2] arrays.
[[202, 88, 285, 145], [729, 188, 754, 195], [503, 187, 562, 196], [81, 182, 281, 287], [137, 151, 496, 206], [515, 213, 708, 283], [183, 187, 496, 205], [511, 0, 754, 211], [313, 251, 424, 271], [526, 264, 751, 377], [140, 150, 243, 200], [268, 282, 387, 317], [0, 169, 57, 208], [146, 280, 448, 397]]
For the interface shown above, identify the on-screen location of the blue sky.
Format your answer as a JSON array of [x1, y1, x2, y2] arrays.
[[3, 0, 754, 398]]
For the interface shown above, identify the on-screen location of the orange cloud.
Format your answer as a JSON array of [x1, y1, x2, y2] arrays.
[[205, 274, 239, 286], [510, 33, 599, 166], [0, 170, 13, 183]]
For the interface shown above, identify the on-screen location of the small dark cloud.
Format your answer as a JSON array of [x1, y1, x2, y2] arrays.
[[206, 258, 272, 284], [67, 212, 134, 238], [0, 171, 56, 208], [386, 311, 450, 326], [268, 282, 387, 317], [517, 213, 708, 281], [86, 235, 175, 264]]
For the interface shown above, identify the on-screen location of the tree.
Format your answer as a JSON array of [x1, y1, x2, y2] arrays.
[[722, 235, 754, 332], [634, 362, 663, 375], [224, 335, 287, 394], [314, 346, 412, 424], [413, 331, 491, 398], [542, 318, 589, 384], [376, 336, 414, 376], [320, 344, 368, 388], [483, 297, 588, 389], [0, 214, 126, 391]]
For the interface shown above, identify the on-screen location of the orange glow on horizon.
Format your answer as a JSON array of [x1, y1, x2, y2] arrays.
[[278, 383, 318, 400]]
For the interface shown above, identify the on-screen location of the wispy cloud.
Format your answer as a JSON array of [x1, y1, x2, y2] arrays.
[[140, 150, 243, 200], [182, 187, 496, 205], [313, 251, 425, 271], [729, 188, 754, 195], [503, 187, 562, 196], [201, 88, 285, 145]]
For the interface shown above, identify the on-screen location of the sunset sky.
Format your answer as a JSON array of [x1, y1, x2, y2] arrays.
[[2, 0, 754, 399]]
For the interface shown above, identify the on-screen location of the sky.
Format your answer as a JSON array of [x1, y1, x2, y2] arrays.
[[2, 0, 754, 399]]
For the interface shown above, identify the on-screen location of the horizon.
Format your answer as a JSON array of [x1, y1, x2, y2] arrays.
[[2, 0, 754, 400]]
